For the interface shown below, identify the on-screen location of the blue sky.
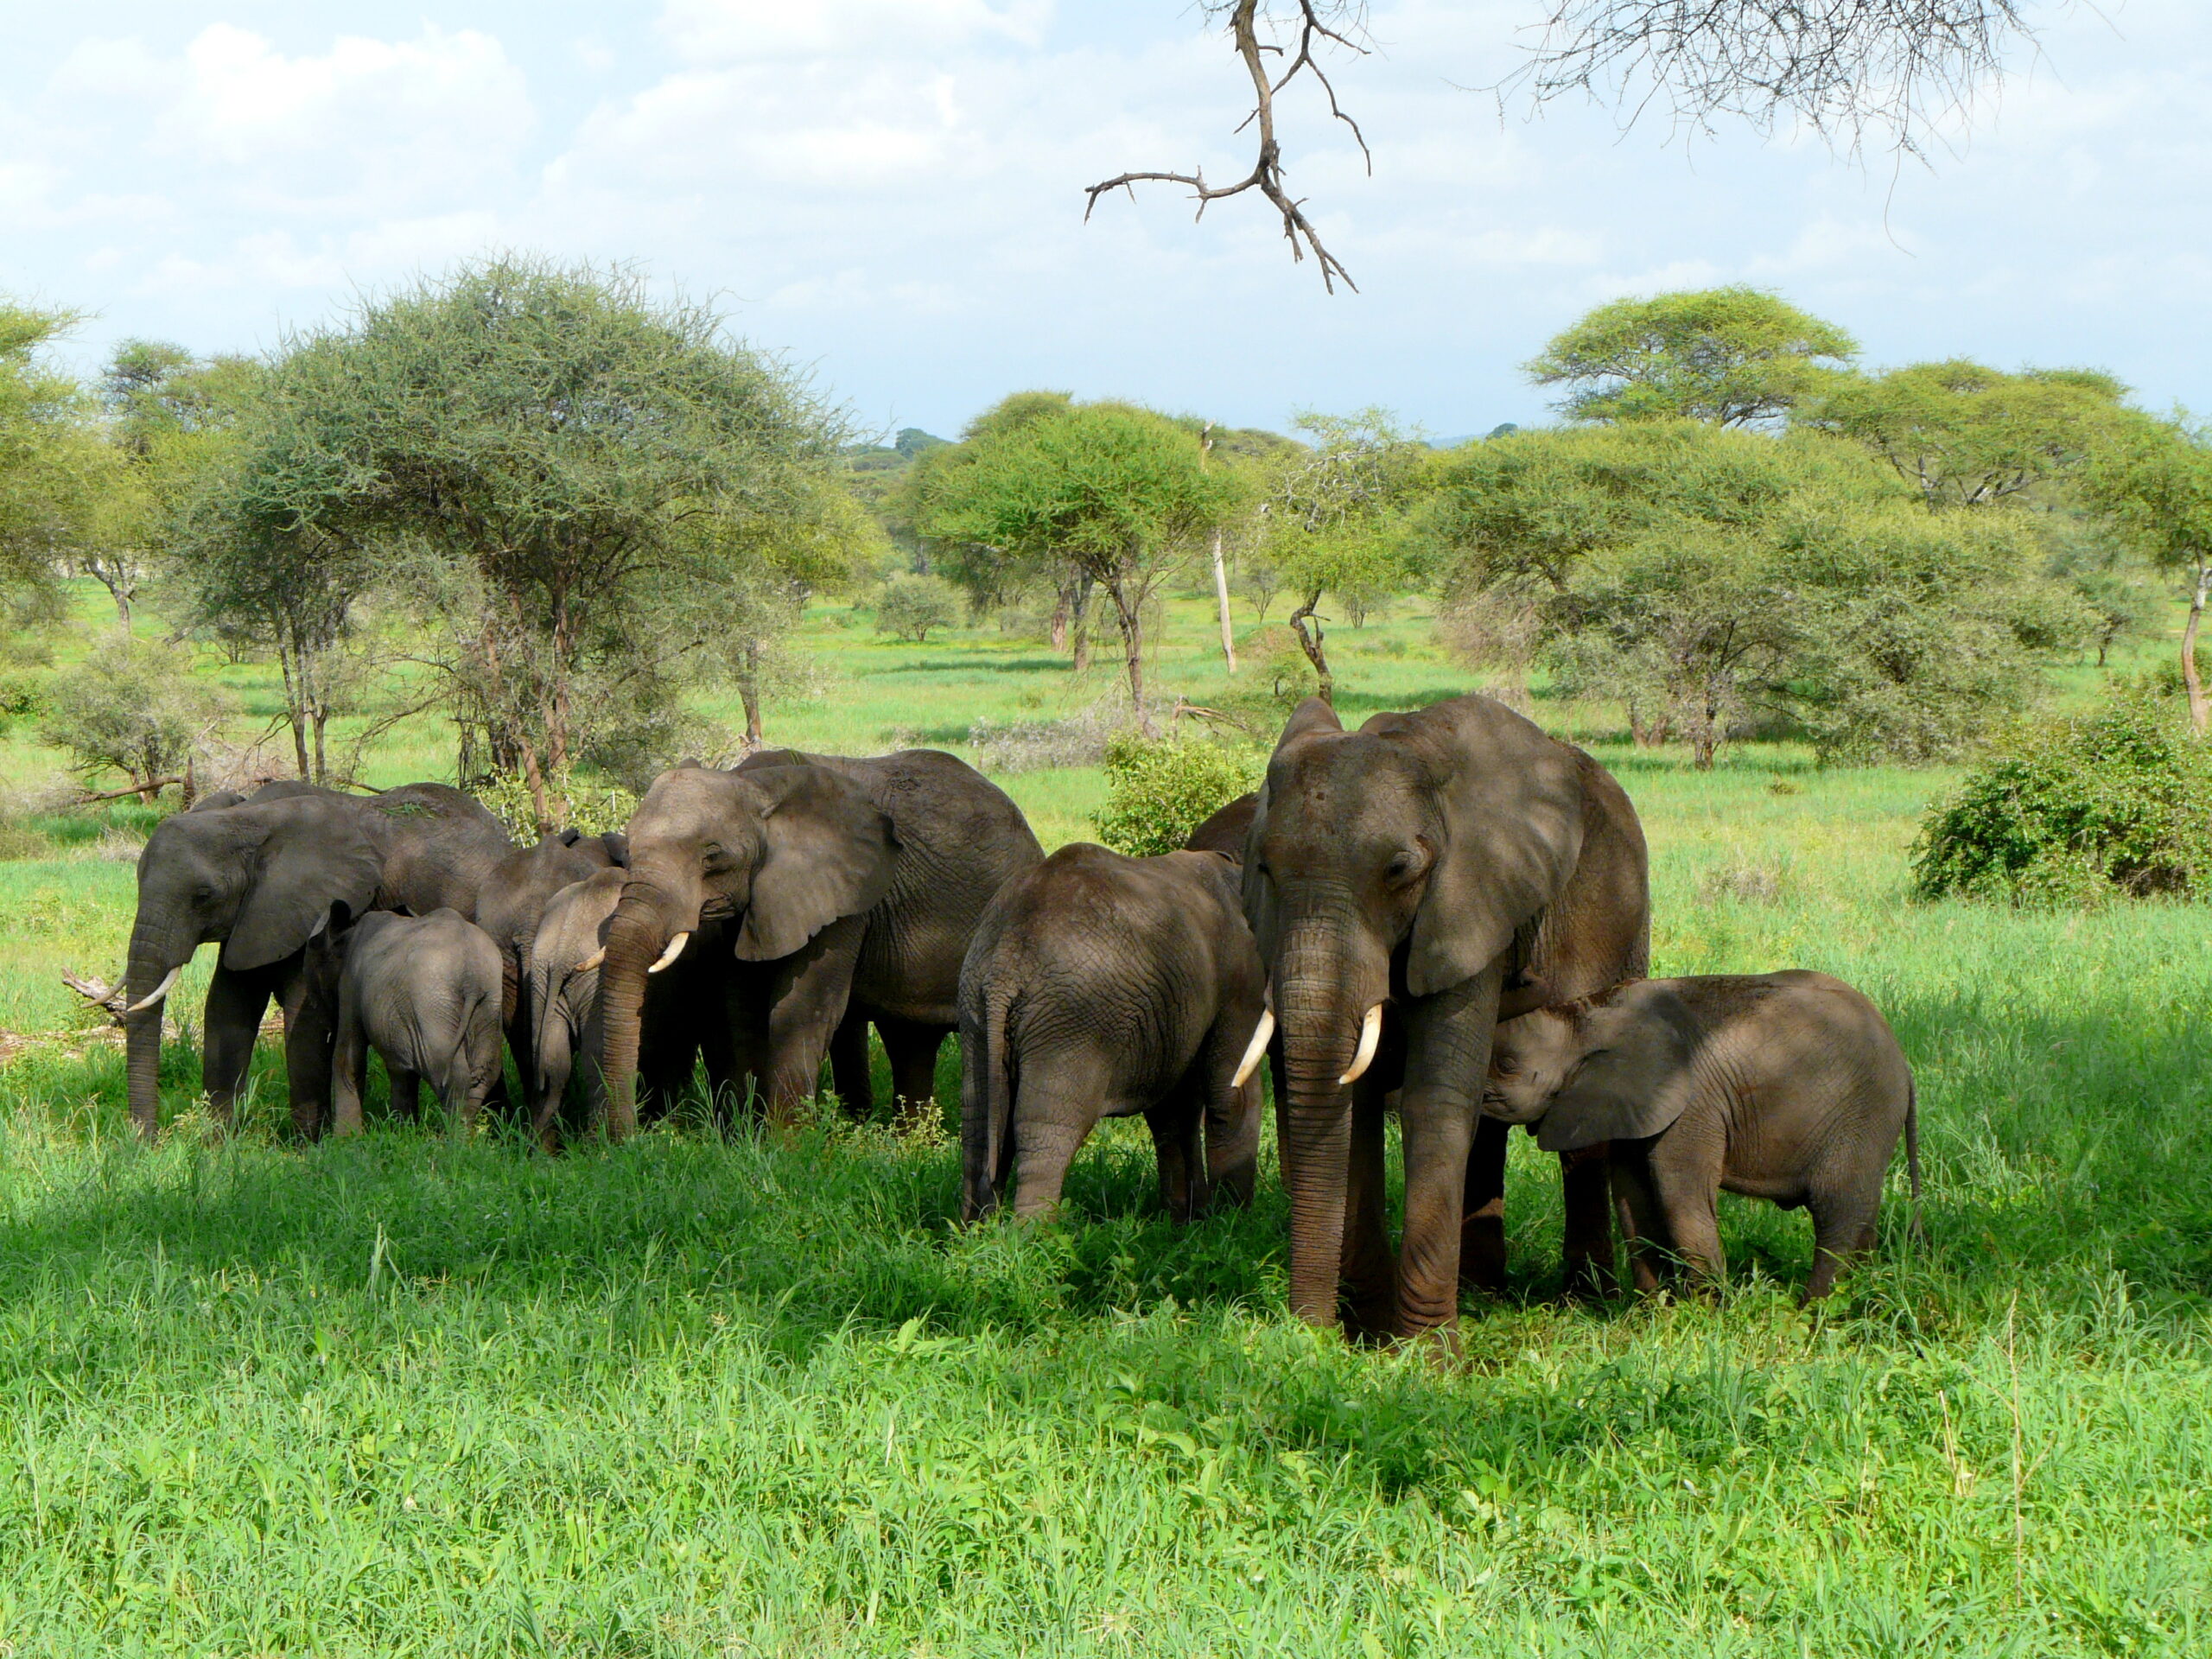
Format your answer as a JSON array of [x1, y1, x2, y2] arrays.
[[2, 1, 2203, 441]]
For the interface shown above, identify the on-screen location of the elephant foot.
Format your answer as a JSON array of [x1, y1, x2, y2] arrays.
[[1458, 1206, 1509, 1294]]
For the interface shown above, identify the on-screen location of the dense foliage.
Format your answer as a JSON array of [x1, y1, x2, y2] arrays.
[[1911, 685, 2212, 905], [40, 635, 234, 801], [1091, 733, 1262, 858]]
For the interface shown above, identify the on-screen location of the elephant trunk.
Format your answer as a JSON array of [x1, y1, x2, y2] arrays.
[[122, 915, 194, 1140], [597, 881, 689, 1139], [1272, 917, 1389, 1329]]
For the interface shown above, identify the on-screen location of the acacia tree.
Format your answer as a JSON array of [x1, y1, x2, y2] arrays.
[[1527, 288, 1859, 428], [0, 302, 92, 637], [1263, 409, 1428, 702], [207, 258, 851, 825], [1801, 360, 2129, 509], [918, 400, 1236, 734], [2079, 415, 2212, 732]]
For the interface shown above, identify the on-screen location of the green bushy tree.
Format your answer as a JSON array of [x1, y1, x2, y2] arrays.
[[41, 636, 234, 802], [1912, 686, 2212, 906], [1091, 733, 1262, 858], [875, 572, 961, 643]]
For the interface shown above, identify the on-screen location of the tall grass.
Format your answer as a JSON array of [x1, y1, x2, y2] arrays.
[[2, 591, 2209, 1653]]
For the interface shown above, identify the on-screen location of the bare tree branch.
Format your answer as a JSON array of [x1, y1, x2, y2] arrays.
[[1499, 1, 2043, 160], [1085, 1, 1373, 294]]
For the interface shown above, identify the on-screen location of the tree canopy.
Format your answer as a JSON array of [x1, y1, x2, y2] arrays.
[[1527, 288, 1859, 428], [0, 302, 93, 635]]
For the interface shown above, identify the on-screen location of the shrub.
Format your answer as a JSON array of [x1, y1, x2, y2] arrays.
[[1091, 734, 1262, 858], [1911, 686, 2212, 906], [40, 638, 233, 801], [874, 573, 960, 644], [472, 772, 640, 841]]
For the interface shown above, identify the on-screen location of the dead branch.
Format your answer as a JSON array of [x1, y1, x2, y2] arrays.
[[73, 777, 183, 805], [61, 970, 130, 1024], [1085, 1, 1371, 294]]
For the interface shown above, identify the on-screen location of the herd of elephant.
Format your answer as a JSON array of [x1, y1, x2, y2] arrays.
[[86, 693, 1920, 1340]]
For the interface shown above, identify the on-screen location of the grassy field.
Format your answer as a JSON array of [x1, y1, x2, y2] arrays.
[[2, 588, 2209, 1655]]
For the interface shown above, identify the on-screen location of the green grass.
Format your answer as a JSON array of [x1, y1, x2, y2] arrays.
[[3, 589, 2210, 1654]]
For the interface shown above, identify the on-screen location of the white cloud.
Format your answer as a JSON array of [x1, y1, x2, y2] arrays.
[[659, 0, 1051, 62]]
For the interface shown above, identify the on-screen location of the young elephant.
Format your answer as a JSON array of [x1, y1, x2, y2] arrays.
[[326, 908, 507, 1135], [1483, 971, 1920, 1300], [960, 844, 1268, 1223]]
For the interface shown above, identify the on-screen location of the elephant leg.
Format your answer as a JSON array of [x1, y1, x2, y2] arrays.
[[1340, 1079, 1397, 1340], [332, 998, 369, 1137], [1647, 1160, 1725, 1293], [829, 1011, 873, 1121], [276, 960, 337, 1141], [1398, 964, 1502, 1340], [1459, 1117, 1510, 1294], [760, 917, 862, 1127], [1607, 1144, 1671, 1294], [1199, 1021, 1262, 1210], [200, 964, 272, 1129], [1560, 1143, 1618, 1299], [878, 1015, 947, 1130], [1145, 1093, 1205, 1224], [1009, 1090, 1090, 1222], [388, 1067, 422, 1123], [1802, 1181, 1882, 1303]]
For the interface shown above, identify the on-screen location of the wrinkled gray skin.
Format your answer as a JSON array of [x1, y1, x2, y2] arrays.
[[1245, 696, 1650, 1341], [960, 844, 1267, 1223], [116, 782, 514, 1139], [598, 749, 1042, 1134], [1484, 971, 1921, 1301], [527, 867, 719, 1147], [321, 909, 505, 1135], [475, 830, 628, 1104]]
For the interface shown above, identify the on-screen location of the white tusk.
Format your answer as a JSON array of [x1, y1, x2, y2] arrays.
[[125, 965, 183, 1014], [1338, 1001, 1384, 1086], [575, 947, 606, 974], [1231, 1007, 1275, 1090], [645, 931, 690, 975]]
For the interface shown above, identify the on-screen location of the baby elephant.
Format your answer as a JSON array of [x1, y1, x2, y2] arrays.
[[1484, 971, 1920, 1300], [327, 908, 507, 1134], [960, 843, 1268, 1223]]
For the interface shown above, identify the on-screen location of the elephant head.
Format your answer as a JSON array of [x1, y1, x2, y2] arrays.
[[596, 761, 896, 1134], [1484, 986, 1698, 1154], [119, 796, 382, 1135], [1244, 696, 1592, 1327]]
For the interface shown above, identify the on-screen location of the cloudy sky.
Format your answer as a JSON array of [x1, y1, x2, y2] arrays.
[[2, 1, 2203, 440]]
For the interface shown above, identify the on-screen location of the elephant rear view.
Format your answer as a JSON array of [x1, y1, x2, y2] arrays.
[[327, 909, 506, 1134], [960, 844, 1267, 1222]]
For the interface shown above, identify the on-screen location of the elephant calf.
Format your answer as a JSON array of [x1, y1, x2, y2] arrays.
[[1483, 971, 1920, 1301], [960, 843, 1268, 1223], [324, 908, 506, 1135]]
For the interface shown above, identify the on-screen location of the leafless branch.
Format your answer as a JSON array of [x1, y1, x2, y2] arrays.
[[1497, 1, 2042, 161], [1085, 2, 1373, 294]]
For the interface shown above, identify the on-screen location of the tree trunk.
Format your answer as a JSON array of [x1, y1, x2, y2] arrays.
[[1049, 581, 1071, 653], [740, 643, 766, 749], [1070, 571, 1093, 672], [1287, 589, 1334, 705], [1104, 573, 1154, 738], [1210, 528, 1237, 674], [280, 644, 311, 779], [2185, 561, 2209, 734]]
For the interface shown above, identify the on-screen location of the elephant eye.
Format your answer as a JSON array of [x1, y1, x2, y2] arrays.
[[1495, 1055, 1519, 1075]]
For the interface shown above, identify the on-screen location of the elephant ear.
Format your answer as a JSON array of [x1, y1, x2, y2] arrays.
[[1535, 987, 1700, 1153], [734, 767, 898, 961], [1402, 697, 1588, 999], [224, 810, 383, 971], [1239, 785, 1281, 960], [597, 831, 630, 868]]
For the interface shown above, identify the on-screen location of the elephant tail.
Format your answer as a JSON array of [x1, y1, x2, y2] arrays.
[[1904, 1074, 1925, 1243], [961, 983, 1019, 1222]]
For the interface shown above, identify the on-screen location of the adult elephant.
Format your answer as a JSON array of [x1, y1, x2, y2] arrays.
[[106, 783, 515, 1139], [1244, 696, 1649, 1341], [598, 749, 1042, 1133], [476, 828, 628, 1102]]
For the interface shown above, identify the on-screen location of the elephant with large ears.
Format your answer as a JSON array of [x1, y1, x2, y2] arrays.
[[599, 749, 1042, 1133], [475, 829, 628, 1107], [1244, 695, 1649, 1342], [110, 783, 516, 1139]]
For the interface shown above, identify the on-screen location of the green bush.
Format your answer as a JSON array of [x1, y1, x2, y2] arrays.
[[40, 638, 233, 799], [1090, 733, 1261, 858], [874, 573, 960, 644], [472, 771, 639, 841], [1911, 686, 2212, 906]]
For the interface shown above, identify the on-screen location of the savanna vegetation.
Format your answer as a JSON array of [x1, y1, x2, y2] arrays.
[[2, 269, 2209, 1654]]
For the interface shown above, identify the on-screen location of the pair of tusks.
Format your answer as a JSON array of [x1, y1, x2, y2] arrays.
[[1227, 993, 1385, 1090], [567, 930, 688, 979]]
